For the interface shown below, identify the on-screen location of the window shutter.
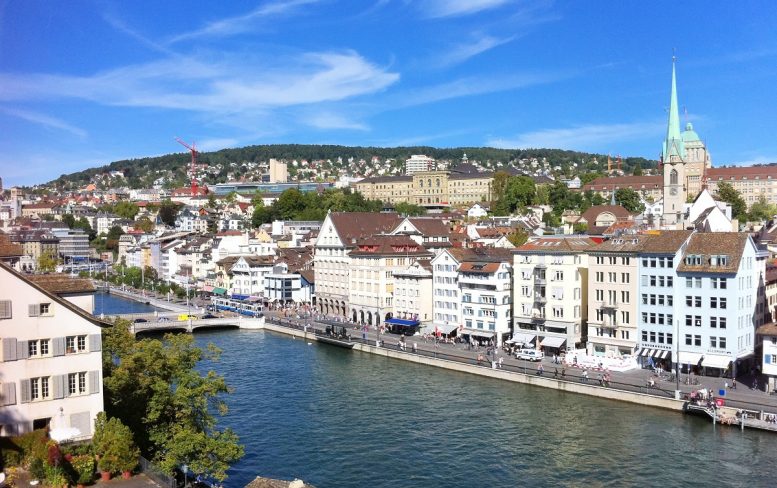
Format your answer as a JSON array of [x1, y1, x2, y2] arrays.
[[16, 340, 29, 360], [88, 371, 100, 394], [20, 379, 31, 403], [0, 300, 11, 319], [2, 338, 17, 361], [89, 334, 102, 352], [52, 375, 66, 399], [52, 337, 65, 356], [2, 382, 17, 406], [28, 304, 39, 317], [70, 411, 92, 436]]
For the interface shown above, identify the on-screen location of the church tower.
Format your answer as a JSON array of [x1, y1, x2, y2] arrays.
[[662, 59, 686, 226]]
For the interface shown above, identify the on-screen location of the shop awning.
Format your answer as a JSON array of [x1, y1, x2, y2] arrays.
[[212, 287, 227, 295], [702, 355, 733, 369], [231, 294, 249, 301], [434, 323, 458, 334], [678, 351, 704, 365], [510, 332, 536, 345], [202, 285, 215, 292], [466, 330, 495, 338], [638, 348, 670, 359], [540, 336, 566, 348], [386, 318, 420, 326]]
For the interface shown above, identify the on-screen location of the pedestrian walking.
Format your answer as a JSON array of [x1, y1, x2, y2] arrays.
[[732, 378, 737, 390], [537, 363, 544, 376], [561, 367, 566, 379], [582, 369, 589, 383], [498, 356, 504, 369], [412, 342, 418, 353]]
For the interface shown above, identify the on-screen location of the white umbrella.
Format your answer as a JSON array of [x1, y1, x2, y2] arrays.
[[49, 427, 81, 442]]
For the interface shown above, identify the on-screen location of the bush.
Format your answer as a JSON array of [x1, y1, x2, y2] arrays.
[[70, 454, 96, 485], [44, 463, 69, 487], [0, 429, 48, 468], [93, 413, 139, 474]]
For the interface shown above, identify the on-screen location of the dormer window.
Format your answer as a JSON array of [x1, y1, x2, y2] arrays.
[[685, 254, 702, 266]]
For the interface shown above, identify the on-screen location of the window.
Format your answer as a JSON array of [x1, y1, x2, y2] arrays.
[[31, 376, 50, 401], [621, 291, 629, 304], [720, 317, 727, 329], [642, 294, 648, 305], [650, 332, 656, 342], [720, 298, 727, 309], [28, 303, 52, 317], [642, 331, 648, 342], [710, 337, 717, 348], [622, 273, 630, 283], [711, 297, 718, 308], [667, 333, 673, 345], [686, 296, 692, 307], [0, 300, 11, 319], [68, 372, 88, 395], [554, 271, 564, 281], [719, 337, 727, 348], [670, 169, 678, 185], [65, 335, 87, 354], [694, 335, 702, 346], [658, 332, 665, 344], [608, 272, 617, 283], [711, 317, 717, 328], [694, 296, 702, 307], [685, 334, 692, 345]]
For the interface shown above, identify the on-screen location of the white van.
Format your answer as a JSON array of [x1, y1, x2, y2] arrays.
[[515, 349, 544, 362]]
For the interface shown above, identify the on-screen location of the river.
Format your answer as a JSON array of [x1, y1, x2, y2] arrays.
[[93, 291, 161, 315], [186, 329, 777, 487]]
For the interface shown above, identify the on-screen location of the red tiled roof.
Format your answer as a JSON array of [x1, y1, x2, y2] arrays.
[[707, 166, 777, 180], [459, 262, 500, 274], [580, 205, 634, 224], [329, 212, 402, 246], [517, 237, 597, 253], [582, 176, 661, 191]]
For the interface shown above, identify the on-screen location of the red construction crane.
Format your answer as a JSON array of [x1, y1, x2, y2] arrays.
[[175, 137, 199, 197]]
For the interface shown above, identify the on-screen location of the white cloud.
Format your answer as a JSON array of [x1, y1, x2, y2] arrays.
[[196, 138, 240, 152], [167, 0, 320, 44], [487, 121, 664, 150], [436, 34, 516, 67], [0, 107, 87, 138], [305, 112, 368, 131], [728, 155, 777, 166], [421, 0, 512, 18], [0, 51, 399, 114]]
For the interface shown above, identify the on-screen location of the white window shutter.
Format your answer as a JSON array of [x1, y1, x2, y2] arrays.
[[52, 337, 65, 356], [20, 379, 31, 403], [2, 382, 17, 406], [16, 340, 29, 360], [0, 300, 11, 319], [53, 375, 66, 399], [2, 338, 17, 361], [88, 371, 100, 394], [28, 304, 39, 317], [89, 334, 102, 352]]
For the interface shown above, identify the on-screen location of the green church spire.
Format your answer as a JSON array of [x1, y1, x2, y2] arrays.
[[662, 58, 684, 162]]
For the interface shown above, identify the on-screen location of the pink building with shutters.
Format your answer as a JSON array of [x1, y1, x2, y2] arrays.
[[0, 264, 105, 440]]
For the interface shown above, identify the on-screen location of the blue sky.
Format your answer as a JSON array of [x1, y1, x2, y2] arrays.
[[2, 0, 777, 186]]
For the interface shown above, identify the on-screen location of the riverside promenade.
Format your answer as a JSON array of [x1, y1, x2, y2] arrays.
[[262, 310, 777, 431]]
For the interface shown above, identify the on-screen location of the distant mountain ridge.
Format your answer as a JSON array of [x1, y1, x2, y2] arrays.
[[49, 144, 657, 190]]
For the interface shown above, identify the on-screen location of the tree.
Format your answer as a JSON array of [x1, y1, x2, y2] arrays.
[[506, 229, 529, 247], [274, 188, 306, 220], [62, 214, 76, 229], [580, 172, 604, 186], [224, 191, 237, 205], [614, 188, 645, 213], [394, 202, 427, 216], [158, 200, 180, 227], [74, 217, 97, 241], [715, 182, 747, 220], [102, 323, 244, 482], [632, 163, 643, 176], [37, 250, 58, 272], [748, 195, 777, 222], [113, 201, 139, 220], [135, 216, 155, 233]]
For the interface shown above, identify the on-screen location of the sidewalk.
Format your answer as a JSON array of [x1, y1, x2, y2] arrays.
[[267, 310, 777, 413]]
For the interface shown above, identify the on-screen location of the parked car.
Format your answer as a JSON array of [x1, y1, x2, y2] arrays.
[[202, 313, 217, 319], [515, 349, 544, 362], [133, 318, 148, 323]]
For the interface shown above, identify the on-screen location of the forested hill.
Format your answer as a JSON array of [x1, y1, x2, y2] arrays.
[[50, 144, 657, 190]]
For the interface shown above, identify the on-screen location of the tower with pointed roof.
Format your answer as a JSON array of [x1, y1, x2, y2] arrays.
[[662, 59, 687, 226]]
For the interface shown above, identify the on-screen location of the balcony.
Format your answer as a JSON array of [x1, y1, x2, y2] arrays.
[[601, 299, 618, 310], [531, 314, 546, 323], [534, 295, 547, 304], [534, 276, 547, 285]]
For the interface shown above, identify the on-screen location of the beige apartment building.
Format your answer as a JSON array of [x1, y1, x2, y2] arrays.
[[392, 260, 434, 325], [513, 237, 596, 354], [314, 212, 401, 317], [347, 236, 432, 326], [586, 235, 648, 357], [355, 169, 493, 208]]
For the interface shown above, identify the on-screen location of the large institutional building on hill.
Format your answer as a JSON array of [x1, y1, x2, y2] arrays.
[[584, 61, 777, 223], [354, 166, 494, 208]]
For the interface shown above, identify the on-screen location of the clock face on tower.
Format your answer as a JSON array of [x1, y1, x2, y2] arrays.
[[670, 188, 678, 196]]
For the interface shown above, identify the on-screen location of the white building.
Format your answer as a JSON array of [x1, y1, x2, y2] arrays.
[[0, 265, 105, 439], [513, 237, 596, 354], [458, 251, 513, 345], [405, 155, 436, 175], [674, 232, 766, 377], [757, 323, 777, 392], [264, 266, 314, 305], [392, 259, 433, 325]]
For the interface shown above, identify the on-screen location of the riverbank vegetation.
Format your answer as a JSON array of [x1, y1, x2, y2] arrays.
[[101, 319, 244, 482]]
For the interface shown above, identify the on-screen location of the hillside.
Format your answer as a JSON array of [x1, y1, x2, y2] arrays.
[[49, 144, 657, 190]]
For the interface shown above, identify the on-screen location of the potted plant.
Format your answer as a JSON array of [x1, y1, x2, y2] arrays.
[[71, 454, 96, 487], [93, 412, 139, 480]]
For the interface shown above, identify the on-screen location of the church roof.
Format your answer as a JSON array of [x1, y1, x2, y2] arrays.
[[662, 60, 685, 162], [682, 122, 701, 143]]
